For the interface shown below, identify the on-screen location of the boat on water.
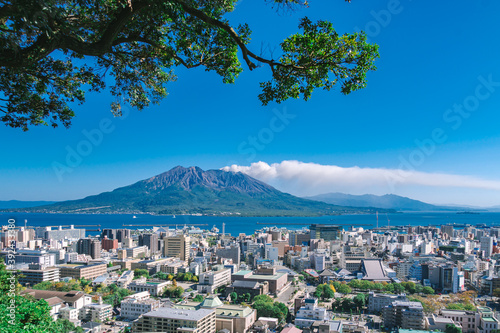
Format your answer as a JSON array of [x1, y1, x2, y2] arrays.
[[133, 215, 137, 219]]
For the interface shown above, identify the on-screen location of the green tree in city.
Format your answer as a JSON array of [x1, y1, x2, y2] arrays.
[[133, 269, 149, 279], [445, 324, 462, 333], [230, 292, 238, 304], [422, 286, 435, 295], [0, 259, 80, 333], [252, 294, 288, 323], [193, 294, 204, 302], [0, 0, 379, 131]]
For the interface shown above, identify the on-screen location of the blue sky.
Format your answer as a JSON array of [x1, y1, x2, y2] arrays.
[[2, 0, 500, 206]]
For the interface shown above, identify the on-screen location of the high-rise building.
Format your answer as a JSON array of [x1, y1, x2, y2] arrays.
[[102, 236, 119, 251], [101, 229, 117, 240], [164, 235, 190, 262], [481, 236, 494, 258], [309, 224, 342, 241], [77, 238, 101, 259], [117, 229, 131, 243], [441, 225, 454, 238], [382, 301, 425, 330], [216, 245, 240, 266], [102, 229, 131, 243], [139, 233, 159, 254]]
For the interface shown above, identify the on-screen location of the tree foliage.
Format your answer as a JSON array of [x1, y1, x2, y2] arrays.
[[0, 0, 379, 130], [252, 294, 288, 323], [163, 286, 184, 298], [0, 260, 81, 332], [133, 269, 149, 279], [446, 324, 462, 333]]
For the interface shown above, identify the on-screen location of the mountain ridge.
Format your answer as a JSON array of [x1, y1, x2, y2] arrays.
[[304, 192, 479, 211], [11, 166, 390, 216]]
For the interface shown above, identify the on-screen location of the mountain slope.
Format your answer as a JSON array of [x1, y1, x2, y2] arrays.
[[17, 167, 388, 216], [305, 192, 462, 211]]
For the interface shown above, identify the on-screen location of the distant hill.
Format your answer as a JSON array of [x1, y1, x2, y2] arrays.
[[12, 166, 391, 216], [0, 200, 57, 209], [305, 193, 466, 212]]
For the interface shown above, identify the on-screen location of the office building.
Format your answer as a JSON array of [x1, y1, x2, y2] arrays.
[[59, 263, 107, 280], [36, 226, 85, 241], [77, 238, 101, 259], [216, 245, 241, 266], [197, 268, 232, 294], [383, 301, 425, 330], [127, 279, 170, 296], [121, 291, 161, 320], [164, 235, 190, 262], [481, 236, 494, 258], [101, 236, 119, 251], [18, 263, 60, 286], [310, 224, 342, 241], [367, 292, 408, 313], [139, 233, 159, 254]]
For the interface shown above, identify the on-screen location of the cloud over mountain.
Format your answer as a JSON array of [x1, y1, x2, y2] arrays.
[[222, 160, 500, 198]]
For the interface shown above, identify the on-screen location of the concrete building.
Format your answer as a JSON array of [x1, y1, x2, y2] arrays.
[[479, 306, 500, 333], [101, 236, 119, 251], [116, 270, 134, 288], [18, 263, 60, 286], [132, 308, 216, 333], [121, 291, 161, 320], [310, 224, 342, 241], [481, 236, 494, 258], [226, 280, 269, 300], [164, 235, 190, 262], [139, 233, 159, 254], [197, 268, 232, 293], [126, 246, 148, 259], [36, 226, 85, 241], [59, 263, 107, 280], [1, 249, 56, 267], [367, 292, 408, 313], [295, 297, 329, 328], [77, 238, 102, 259], [441, 225, 454, 239], [440, 309, 479, 333], [216, 245, 241, 266], [79, 303, 113, 322], [382, 301, 425, 330], [231, 266, 288, 295], [127, 278, 170, 296]]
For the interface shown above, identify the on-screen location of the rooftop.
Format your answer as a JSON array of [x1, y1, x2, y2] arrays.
[[142, 307, 215, 321]]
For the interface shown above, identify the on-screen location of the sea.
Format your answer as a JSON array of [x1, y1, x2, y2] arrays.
[[2, 211, 500, 237]]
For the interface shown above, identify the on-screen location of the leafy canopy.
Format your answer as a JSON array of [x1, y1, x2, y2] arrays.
[[0, 0, 378, 130]]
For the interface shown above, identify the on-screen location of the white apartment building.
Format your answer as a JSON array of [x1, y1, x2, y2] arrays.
[[121, 291, 161, 320], [116, 270, 134, 288], [79, 303, 113, 322], [295, 297, 329, 328], [197, 268, 231, 294]]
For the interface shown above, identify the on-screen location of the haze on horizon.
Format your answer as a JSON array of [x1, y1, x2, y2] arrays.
[[1, 2, 500, 208]]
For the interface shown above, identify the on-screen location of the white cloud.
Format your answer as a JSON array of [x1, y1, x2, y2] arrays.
[[221, 160, 500, 200]]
